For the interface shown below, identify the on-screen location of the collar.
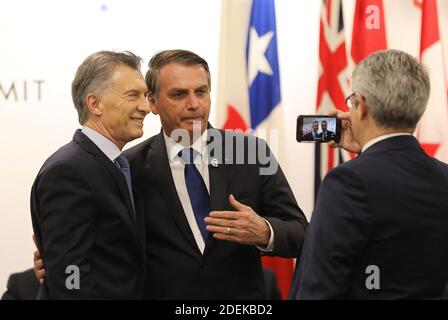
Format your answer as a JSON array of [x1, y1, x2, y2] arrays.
[[81, 126, 122, 162], [163, 129, 209, 163], [362, 133, 413, 153]]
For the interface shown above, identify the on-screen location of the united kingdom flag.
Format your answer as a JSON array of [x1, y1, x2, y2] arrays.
[[315, 0, 351, 192]]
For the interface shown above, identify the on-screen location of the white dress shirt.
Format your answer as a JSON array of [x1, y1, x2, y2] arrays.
[[163, 130, 274, 254], [163, 130, 210, 253]]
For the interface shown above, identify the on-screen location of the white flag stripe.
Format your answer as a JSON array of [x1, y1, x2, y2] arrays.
[[419, 42, 448, 162]]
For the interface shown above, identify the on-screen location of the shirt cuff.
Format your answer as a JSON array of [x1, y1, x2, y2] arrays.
[[256, 218, 274, 252]]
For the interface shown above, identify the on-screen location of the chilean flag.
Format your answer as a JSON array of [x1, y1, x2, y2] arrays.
[[216, 0, 291, 299], [217, 0, 283, 134]]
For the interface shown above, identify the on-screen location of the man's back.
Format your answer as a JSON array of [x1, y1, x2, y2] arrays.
[[296, 135, 448, 299]]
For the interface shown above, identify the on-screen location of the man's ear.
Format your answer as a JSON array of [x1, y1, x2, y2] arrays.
[[358, 96, 369, 121], [86, 94, 102, 116], [147, 93, 160, 115]]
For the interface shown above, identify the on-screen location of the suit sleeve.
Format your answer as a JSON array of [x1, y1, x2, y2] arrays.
[[293, 165, 371, 299], [32, 163, 96, 299], [1, 273, 19, 300], [257, 139, 308, 257]]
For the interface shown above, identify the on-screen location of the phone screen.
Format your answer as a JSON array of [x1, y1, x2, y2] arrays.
[[296, 115, 341, 143]]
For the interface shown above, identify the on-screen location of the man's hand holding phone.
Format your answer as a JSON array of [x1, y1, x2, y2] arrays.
[[327, 109, 361, 154]]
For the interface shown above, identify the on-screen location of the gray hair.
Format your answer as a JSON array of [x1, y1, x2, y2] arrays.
[[145, 49, 211, 96], [352, 49, 430, 129], [72, 51, 142, 124]]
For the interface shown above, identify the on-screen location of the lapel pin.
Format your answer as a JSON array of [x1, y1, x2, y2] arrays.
[[211, 158, 219, 167]]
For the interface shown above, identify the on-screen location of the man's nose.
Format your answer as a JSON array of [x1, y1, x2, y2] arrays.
[[186, 92, 200, 110], [138, 95, 151, 114]]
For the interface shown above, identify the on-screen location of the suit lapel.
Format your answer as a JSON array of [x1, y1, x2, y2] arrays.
[[73, 130, 144, 265], [204, 129, 229, 254], [73, 130, 137, 228], [95, 152, 138, 226], [150, 131, 202, 255], [132, 188, 146, 264]]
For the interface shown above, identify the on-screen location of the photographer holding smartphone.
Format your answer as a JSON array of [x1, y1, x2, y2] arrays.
[[290, 49, 448, 299]]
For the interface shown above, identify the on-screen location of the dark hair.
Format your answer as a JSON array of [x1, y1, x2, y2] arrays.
[[145, 49, 211, 96]]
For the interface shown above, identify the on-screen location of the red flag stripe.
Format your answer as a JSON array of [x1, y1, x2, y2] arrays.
[[316, 20, 348, 108], [420, 0, 440, 54], [222, 105, 249, 131], [351, 0, 387, 64]]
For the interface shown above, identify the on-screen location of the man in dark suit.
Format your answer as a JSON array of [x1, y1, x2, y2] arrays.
[[290, 49, 448, 299], [1, 269, 40, 300], [302, 121, 321, 141], [125, 49, 308, 299], [318, 120, 335, 142], [30, 51, 149, 299]]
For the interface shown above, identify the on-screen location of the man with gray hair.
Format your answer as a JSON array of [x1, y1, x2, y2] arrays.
[[30, 51, 150, 299], [290, 49, 448, 299]]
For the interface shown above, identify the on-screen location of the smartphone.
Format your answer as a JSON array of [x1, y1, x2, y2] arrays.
[[296, 115, 341, 143]]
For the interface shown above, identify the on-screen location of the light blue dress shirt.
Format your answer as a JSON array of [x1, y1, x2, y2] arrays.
[[81, 126, 121, 162]]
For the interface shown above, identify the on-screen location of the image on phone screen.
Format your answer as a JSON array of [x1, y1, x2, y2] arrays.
[[296, 115, 341, 143]]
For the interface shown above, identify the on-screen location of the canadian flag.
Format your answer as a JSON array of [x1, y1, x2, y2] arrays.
[[315, 0, 351, 185], [417, 0, 448, 162]]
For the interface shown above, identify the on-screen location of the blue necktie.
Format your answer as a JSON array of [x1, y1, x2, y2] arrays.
[[179, 148, 210, 243], [115, 154, 135, 218]]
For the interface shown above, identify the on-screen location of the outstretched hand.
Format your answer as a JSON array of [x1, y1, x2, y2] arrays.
[[204, 195, 270, 246]]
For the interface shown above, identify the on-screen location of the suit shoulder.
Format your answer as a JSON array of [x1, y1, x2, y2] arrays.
[[323, 159, 366, 188], [35, 140, 101, 185], [124, 135, 157, 161], [7, 269, 38, 288], [40, 141, 86, 170], [335, 153, 380, 174], [434, 158, 448, 176]]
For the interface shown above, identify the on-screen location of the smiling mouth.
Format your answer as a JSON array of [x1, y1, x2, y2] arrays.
[[130, 117, 144, 125]]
